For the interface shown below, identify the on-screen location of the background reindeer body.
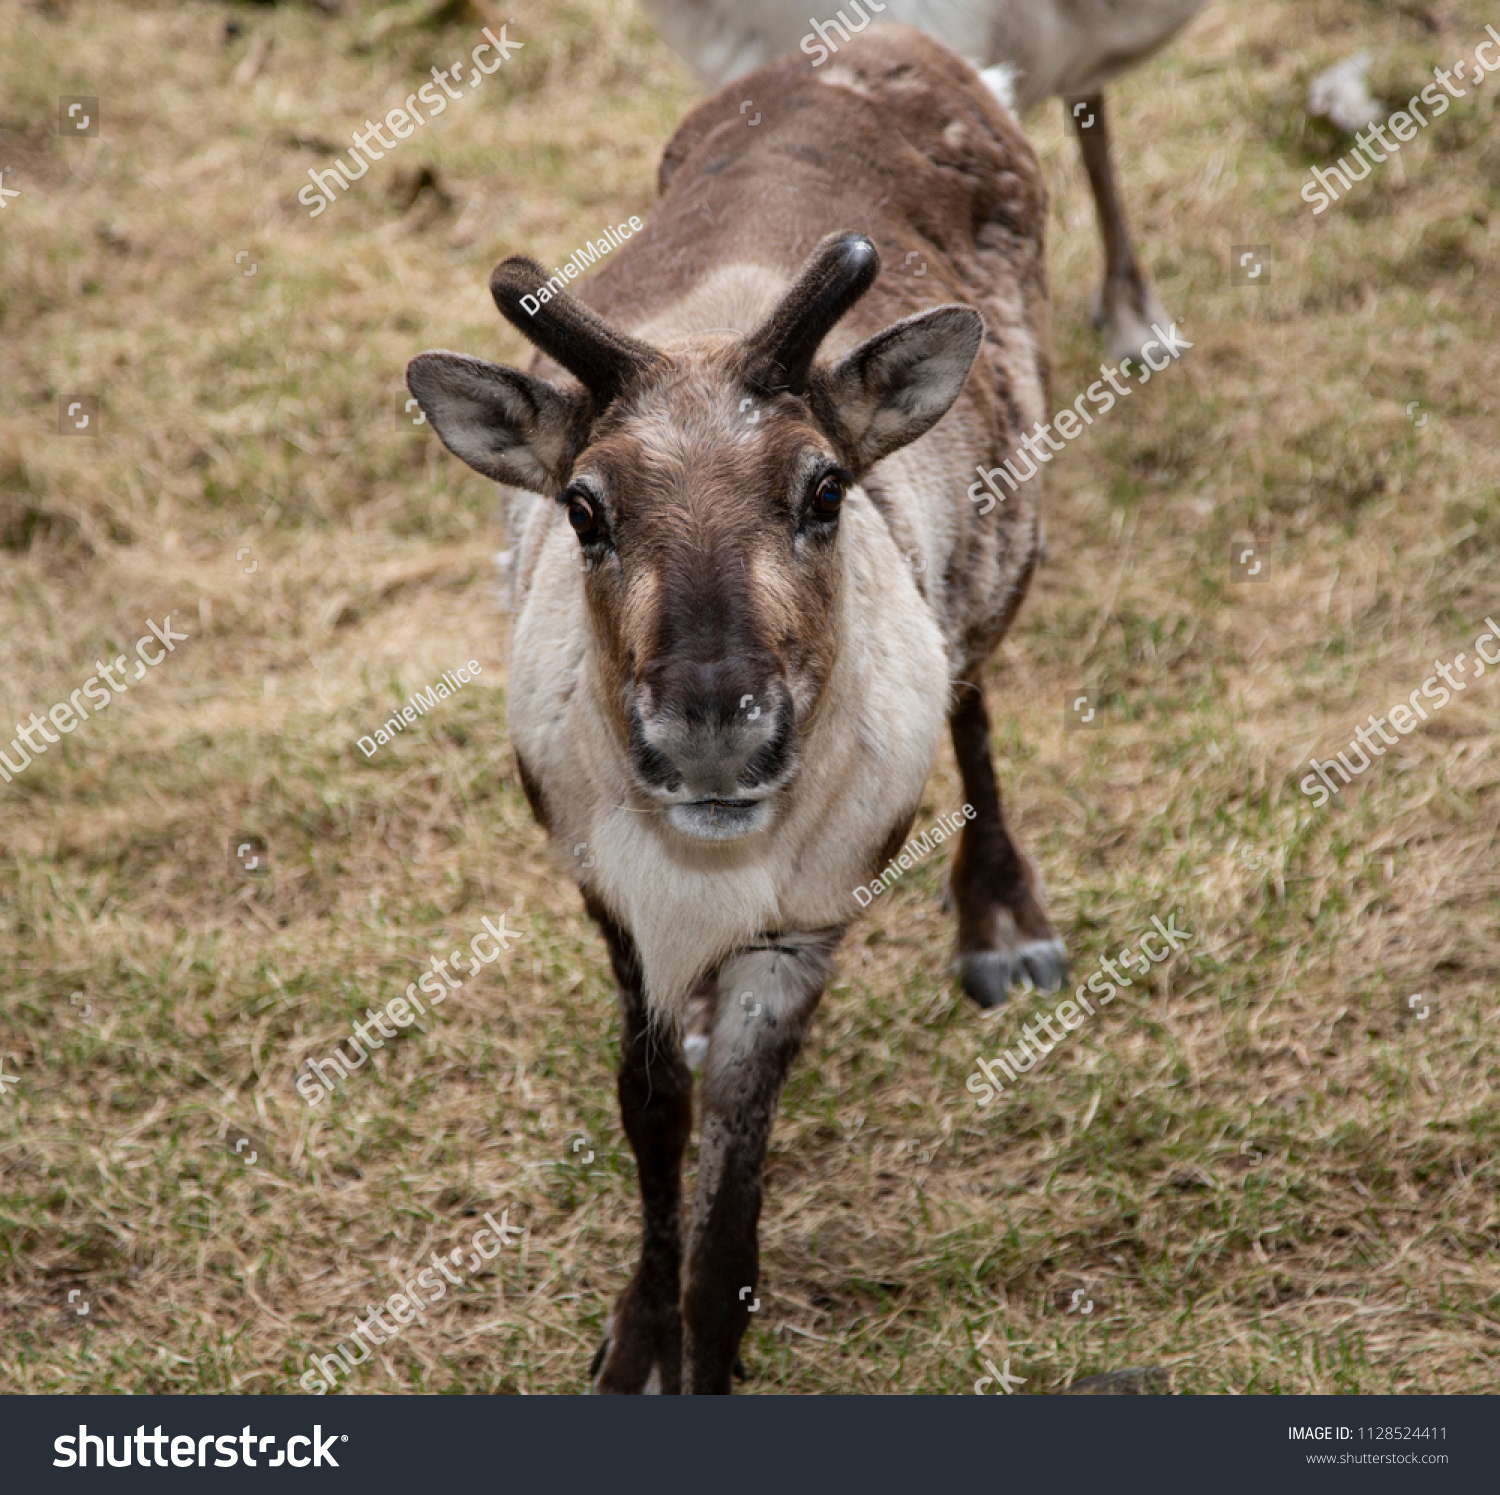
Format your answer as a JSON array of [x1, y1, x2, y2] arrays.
[[640, 0, 1206, 359], [642, 0, 1202, 104], [408, 25, 1063, 1391]]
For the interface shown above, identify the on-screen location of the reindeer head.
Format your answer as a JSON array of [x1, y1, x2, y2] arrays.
[[407, 233, 980, 843]]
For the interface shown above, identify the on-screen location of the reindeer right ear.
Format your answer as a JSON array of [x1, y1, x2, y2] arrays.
[[405, 352, 591, 494]]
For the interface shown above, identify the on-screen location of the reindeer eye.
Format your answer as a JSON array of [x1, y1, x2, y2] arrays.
[[808, 472, 845, 521], [561, 486, 606, 545]]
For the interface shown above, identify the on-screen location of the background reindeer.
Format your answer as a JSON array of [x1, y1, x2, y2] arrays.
[[407, 25, 1061, 1392], [640, 0, 1206, 360]]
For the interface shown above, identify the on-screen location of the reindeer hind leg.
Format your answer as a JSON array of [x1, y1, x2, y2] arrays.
[[1068, 91, 1169, 365], [948, 678, 1067, 1008]]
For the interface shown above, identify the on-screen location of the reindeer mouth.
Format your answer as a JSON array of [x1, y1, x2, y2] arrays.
[[630, 679, 799, 842], [667, 796, 771, 842]]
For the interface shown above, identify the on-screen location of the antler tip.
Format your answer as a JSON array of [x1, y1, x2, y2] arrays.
[[832, 232, 879, 276]]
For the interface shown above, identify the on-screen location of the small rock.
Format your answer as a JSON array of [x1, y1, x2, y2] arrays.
[[1309, 52, 1383, 135]]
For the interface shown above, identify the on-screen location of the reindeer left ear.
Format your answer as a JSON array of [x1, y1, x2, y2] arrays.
[[811, 306, 983, 473], [405, 352, 590, 494]]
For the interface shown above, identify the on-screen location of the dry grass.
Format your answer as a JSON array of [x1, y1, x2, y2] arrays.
[[1, 0, 1497, 1395]]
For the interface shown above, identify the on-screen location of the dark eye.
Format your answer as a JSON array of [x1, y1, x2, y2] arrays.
[[561, 486, 606, 545], [808, 472, 844, 521]]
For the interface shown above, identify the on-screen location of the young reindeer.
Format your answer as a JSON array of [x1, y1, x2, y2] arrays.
[[405, 24, 1064, 1393]]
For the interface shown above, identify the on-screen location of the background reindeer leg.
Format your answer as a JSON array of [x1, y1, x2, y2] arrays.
[[949, 675, 1067, 1007], [1066, 91, 1166, 362], [586, 895, 694, 1394], [681, 930, 842, 1393]]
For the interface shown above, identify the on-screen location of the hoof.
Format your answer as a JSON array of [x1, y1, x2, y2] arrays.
[[590, 1298, 681, 1394], [956, 938, 1069, 1008], [1091, 281, 1171, 366]]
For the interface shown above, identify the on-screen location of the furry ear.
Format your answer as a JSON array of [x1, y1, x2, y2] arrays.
[[811, 306, 983, 473], [405, 352, 591, 494]]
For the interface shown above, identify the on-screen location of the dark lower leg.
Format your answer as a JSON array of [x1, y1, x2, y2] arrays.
[[1070, 94, 1136, 284], [680, 1076, 785, 1393], [681, 933, 838, 1392], [949, 679, 1065, 1005], [1068, 91, 1160, 346], [586, 896, 693, 1393]]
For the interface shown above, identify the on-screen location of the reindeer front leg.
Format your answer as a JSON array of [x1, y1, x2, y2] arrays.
[[682, 929, 842, 1394], [586, 897, 694, 1395]]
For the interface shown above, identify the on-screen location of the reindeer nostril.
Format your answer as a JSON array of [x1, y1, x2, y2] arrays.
[[628, 670, 794, 806]]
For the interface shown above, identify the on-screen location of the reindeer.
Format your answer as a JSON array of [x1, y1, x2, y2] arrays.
[[405, 23, 1064, 1393], [639, 0, 1205, 360]]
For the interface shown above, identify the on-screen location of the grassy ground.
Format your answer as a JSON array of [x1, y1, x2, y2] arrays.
[[1, 0, 1496, 1395]]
